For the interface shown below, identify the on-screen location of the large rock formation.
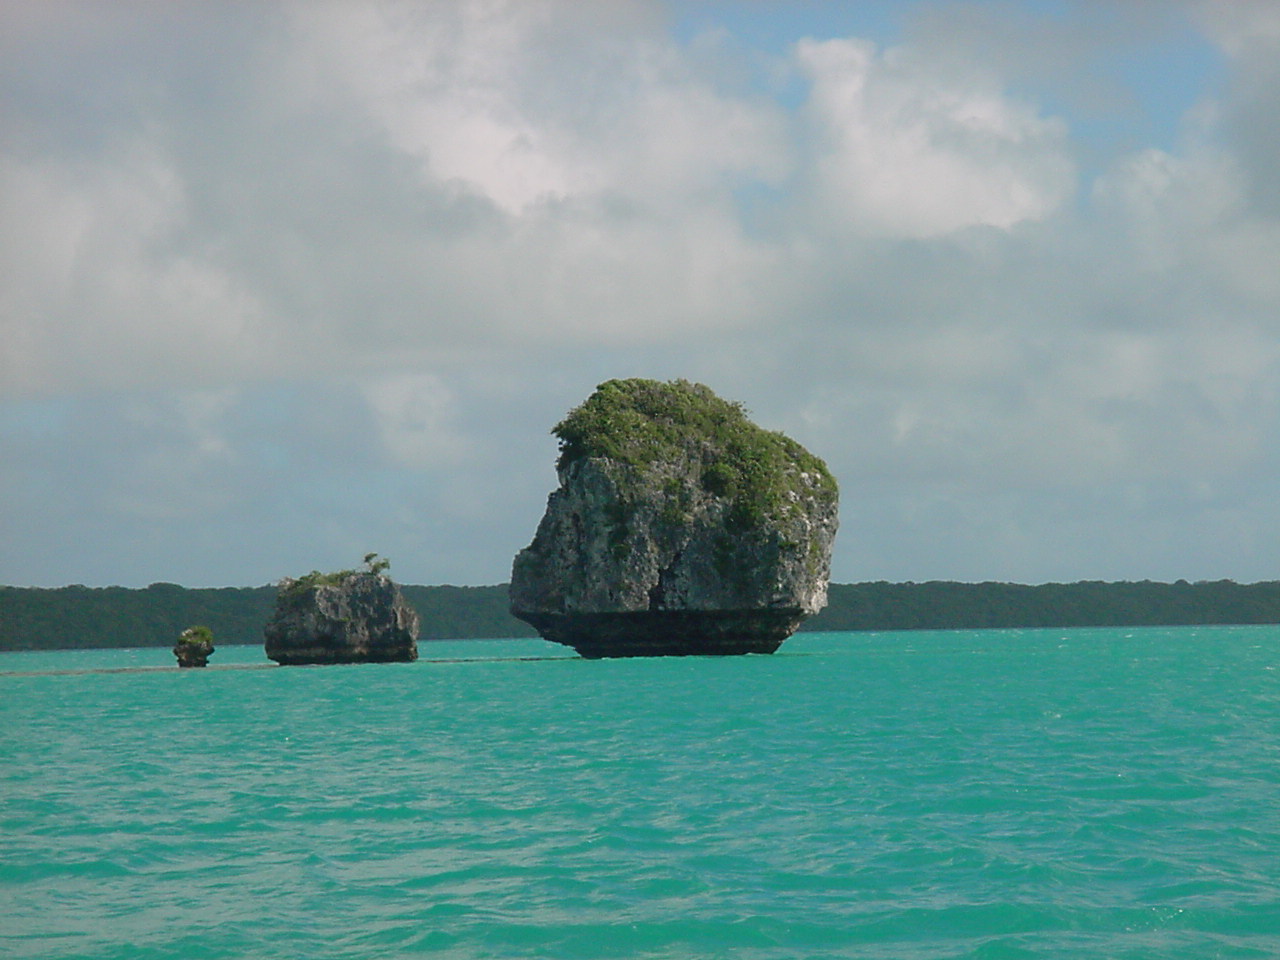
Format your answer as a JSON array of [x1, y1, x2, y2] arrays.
[[264, 570, 420, 665], [510, 378, 839, 657], [174, 625, 214, 668]]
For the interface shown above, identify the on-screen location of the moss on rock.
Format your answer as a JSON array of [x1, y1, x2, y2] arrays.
[[553, 378, 836, 535]]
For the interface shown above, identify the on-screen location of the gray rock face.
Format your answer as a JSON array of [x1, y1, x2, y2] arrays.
[[510, 379, 838, 657], [264, 573, 420, 665]]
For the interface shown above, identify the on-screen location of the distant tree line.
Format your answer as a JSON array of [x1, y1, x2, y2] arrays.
[[3, 579, 1280, 652], [0, 583, 279, 652], [0, 583, 535, 651], [809, 580, 1280, 632]]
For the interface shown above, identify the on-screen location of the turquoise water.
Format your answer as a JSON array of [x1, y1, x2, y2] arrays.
[[3, 628, 1279, 959]]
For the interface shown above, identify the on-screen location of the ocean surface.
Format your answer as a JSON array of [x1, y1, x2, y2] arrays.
[[3, 627, 1279, 959]]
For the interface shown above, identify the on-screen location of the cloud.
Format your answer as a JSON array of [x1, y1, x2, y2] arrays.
[[1196, 0, 1280, 220], [363, 373, 468, 469], [273, 0, 794, 355], [0, 0, 1085, 401], [4, 0, 1280, 587], [1197, 0, 1280, 59], [293, 0, 789, 210], [795, 36, 1075, 237], [0, 145, 265, 396]]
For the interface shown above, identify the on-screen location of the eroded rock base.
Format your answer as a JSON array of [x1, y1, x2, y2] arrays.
[[266, 646, 417, 666], [518, 609, 805, 658]]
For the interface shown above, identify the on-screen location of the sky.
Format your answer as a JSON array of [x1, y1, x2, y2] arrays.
[[3, 0, 1280, 589]]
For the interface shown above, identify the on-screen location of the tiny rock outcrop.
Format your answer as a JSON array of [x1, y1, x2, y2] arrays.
[[510, 378, 839, 657], [264, 565, 420, 665], [174, 625, 214, 668]]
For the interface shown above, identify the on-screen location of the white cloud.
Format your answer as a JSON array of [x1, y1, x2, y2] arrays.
[[292, 0, 787, 213], [0, 142, 269, 399], [363, 373, 468, 469], [1196, 0, 1280, 221], [796, 37, 1075, 238], [1090, 107, 1280, 323], [290, 0, 596, 212], [1092, 143, 1243, 271], [5, 0, 1280, 587], [1197, 0, 1280, 59]]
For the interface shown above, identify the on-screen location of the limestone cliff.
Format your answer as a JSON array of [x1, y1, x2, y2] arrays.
[[510, 379, 839, 657], [264, 571, 419, 665]]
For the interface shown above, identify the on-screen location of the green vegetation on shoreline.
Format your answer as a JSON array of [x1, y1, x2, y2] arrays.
[[3, 579, 1280, 651]]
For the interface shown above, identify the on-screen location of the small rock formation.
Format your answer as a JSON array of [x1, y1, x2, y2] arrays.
[[174, 625, 215, 668], [264, 562, 419, 665], [510, 378, 839, 657]]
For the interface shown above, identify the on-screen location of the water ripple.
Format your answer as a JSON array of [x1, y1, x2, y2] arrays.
[[3, 628, 1280, 958]]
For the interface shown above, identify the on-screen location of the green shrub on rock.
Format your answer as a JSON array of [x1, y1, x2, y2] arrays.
[[173, 624, 214, 668], [552, 378, 836, 534]]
